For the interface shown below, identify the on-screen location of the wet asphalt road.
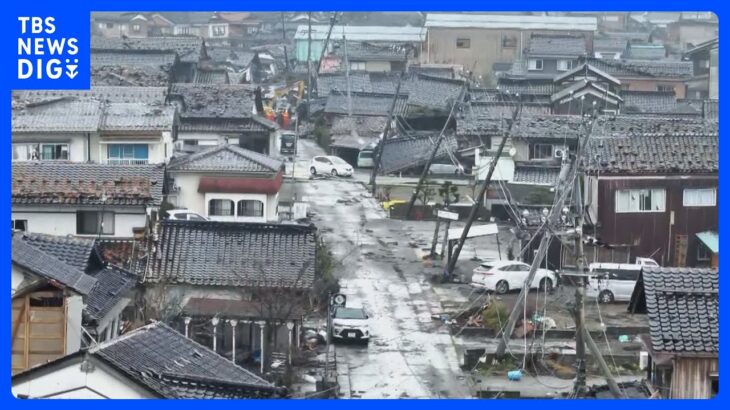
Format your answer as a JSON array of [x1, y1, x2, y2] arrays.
[[292, 140, 471, 398]]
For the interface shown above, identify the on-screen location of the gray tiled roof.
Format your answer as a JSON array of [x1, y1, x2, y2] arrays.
[[335, 41, 407, 62], [19, 233, 95, 272], [12, 98, 103, 133], [92, 51, 178, 68], [403, 73, 465, 110], [146, 221, 317, 289], [324, 91, 408, 116], [625, 44, 666, 60], [102, 103, 176, 132], [593, 115, 718, 137], [90, 322, 276, 398], [593, 37, 628, 53], [368, 72, 400, 93], [408, 65, 456, 79], [330, 115, 387, 137], [526, 34, 587, 57], [379, 133, 458, 174], [14, 87, 168, 105], [178, 117, 276, 133], [92, 65, 171, 87], [317, 72, 373, 95], [639, 267, 718, 354], [206, 47, 256, 67], [512, 164, 561, 186], [12, 234, 97, 295], [13, 162, 165, 207], [622, 91, 678, 113], [193, 69, 230, 84], [586, 57, 694, 78], [512, 115, 584, 141], [84, 265, 137, 322], [496, 79, 557, 95], [92, 36, 204, 63], [169, 83, 256, 118], [168, 144, 282, 173]]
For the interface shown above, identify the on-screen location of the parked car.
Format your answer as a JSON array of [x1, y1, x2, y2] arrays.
[[357, 149, 374, 168], [331, 306, 370, 344], [309, 155, 353, 177], [429, 162, 464, 175], [585, 262, 644, 303], [167, 210, 208, 221], [470, 260, 557, 294]]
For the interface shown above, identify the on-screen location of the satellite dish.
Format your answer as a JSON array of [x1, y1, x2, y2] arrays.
[[332, 294, 347, 307], [509, 147, 517, 157]]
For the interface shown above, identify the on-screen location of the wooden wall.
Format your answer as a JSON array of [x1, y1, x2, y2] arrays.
[[11, 290, 67, 375], [671, 357, 719, 398]]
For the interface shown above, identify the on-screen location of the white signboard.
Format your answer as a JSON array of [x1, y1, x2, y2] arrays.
[[292, 202, 309, 220], [437, 210, 459, 221], [448, 223, 498, 241]]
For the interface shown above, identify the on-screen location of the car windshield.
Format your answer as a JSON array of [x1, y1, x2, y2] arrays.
[[330, 157, 348, 165], [335, 308, 367, 319], [480, 263, 495, 270]]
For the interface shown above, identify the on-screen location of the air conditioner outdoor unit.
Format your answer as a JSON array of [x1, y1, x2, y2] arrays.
[[554, 148, 567, 158], [639, 351, 649, 370], [174, 140, 184, 151]]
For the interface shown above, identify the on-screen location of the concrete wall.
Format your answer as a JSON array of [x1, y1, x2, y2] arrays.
[[66, 294, 84, 355], [12, 206, 147, 238], [12, 358, 154, 399]]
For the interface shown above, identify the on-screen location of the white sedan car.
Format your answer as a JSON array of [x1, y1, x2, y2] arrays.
[[470, 260, 557, 294], [309, 155, 353, 177]]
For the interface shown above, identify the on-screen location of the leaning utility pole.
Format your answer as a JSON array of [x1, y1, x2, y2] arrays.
[[315, 13, 339, 79], [369, 48, 410, 195], [281, 12, 289, 72], [445, 103, 521, 275], [305, 12, 312, 117], [402, 81, 469, 218], [343, 30, 352, 117]]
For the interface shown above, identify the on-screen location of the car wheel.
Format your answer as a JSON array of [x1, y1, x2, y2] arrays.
[[331, 169, 338, 177], [310, 166, 317, 175], [495, 280, 509, 294], [539, 277, 553, 292], [599, 290, 614, 304]]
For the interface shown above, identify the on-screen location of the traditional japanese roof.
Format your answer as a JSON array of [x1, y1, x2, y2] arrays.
[[526, 34, 587, 57], [551, 80, 623, 105], [408, 65, 456, 79], [14, 87, 167, 104], [84, 265, 137, 322], [18, 233, 95, 272], [295, 25, 426, 42], [335, 41, 408, 62], [593, 37, 628, 53], [167, 144, 282, 173], [593, 115, 718, 137], [512, 164, 561, 186], [553, 63, 621, 87], [625, 43, 666, 60], [585, 57, 694, 79], [12, 234, 97, 296], [622, 91, 679, 114], [403, 73, 465, 110], [102, 103, 176, 133], [178, 116, 277, 133], [193, 68, 230, 84], [379, 133, 458, 174], [206, 47, 256, 67], [92, 36, 205, 63], [324, 91, 408, 116], [512, 115, 584, 141], [92, 65, 172, 87], [317, 72, 373, 95], [145, 221, 317, 289], [630, 267, 718, 355], [329, 116, 385, 149], [12, 162, 165, 207], [12, 97, 103, 133], [168, 83, 256, 118], [87, 322, 277, 398], [92, 50, 178, 68], [496, 78, 557, 95]]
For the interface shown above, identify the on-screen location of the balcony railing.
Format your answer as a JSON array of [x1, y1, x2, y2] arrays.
[[104, 158, 149, 165]]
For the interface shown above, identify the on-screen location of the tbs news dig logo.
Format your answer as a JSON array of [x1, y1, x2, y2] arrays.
[[17, 17, 79, 80]]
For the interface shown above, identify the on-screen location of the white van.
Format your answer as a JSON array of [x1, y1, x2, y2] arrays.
[[357, 149, 374, 168], [585, 263, 642, 303]]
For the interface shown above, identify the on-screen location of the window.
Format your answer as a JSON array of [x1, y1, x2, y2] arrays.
[[177, 26, 191, 35], [107, 144, 148, 164], [350, 62, 366, 71], [502, 34, 517, 48], [657, 85, 674, 92], [132, 24, 141, 32], [237, 200, 264, 217], [12, 219, 27, 232], [615, 188, 666, 213], [13, 143, 69, 161], [208, 199, 235, 216], [77, 211, 114, 235], [557, 59, 574, 71], [528, 59, 543, 71], [684, 188, 716, 207], [456, 38, 471, 49], [697, 243, 711, 262], [529, 143, 554, 159], [211, 25, 227, 37]]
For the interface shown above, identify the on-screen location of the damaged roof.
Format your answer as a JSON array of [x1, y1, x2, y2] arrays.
[[84, 265, 137, 322], [585, 57, 694, 79], [623, 91, 680, 114], [335, 41, 408, 62], [14, 87, 167, 104], [379, 133, 458, 174], [92, 36, 205, 63], [88, 321, 277, 398], [146, 221, 317, 289], [102, 103, 176, 133], [169, 83, 256, 118], [19, 233, 95, 272], [403, 73, 465, 110], [317, 72, 373, 95], [168, 144, 282, 173], [295, 24, 426, 42], [12, 162, 165, 207], [92, 65, 172, 87], [631, 267, 718, 355], [324, 91, 408, 117], [526, 34, 587, 57], [178, 117, 277, 133], [512, 164, 561, 186], [12, 97, 103, 133], [12, 234, 97, 296]]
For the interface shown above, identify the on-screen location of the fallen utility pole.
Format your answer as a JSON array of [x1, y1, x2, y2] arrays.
[[444, 104, 521, 276], [402, 81, 469, 218], [583, 327, 623, 398], [368, 53, 408, 195]]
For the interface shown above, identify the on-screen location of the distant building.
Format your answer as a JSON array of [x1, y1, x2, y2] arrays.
[[583, 57, 694, 99], [683, 38, 718, 99]]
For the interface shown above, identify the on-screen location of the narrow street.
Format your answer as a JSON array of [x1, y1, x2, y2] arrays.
[[291, 140, 471, 398]]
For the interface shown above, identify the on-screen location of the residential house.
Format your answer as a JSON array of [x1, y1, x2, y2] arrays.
[[628, 267, 718, 398], [550, 63, 624, 114], [667, 15, 718, 51], [323, 91, 408, 122], [683, 38, 718, 99], [12, 233, 136, 374], [91, 50, 178, 87], [329, 116, 386, 165], [423, 13, 597, 78], [378, 132, 458, 176], [99, 103, 177, 165], [593, 37, 628, 60], [12, 162, 164, 238], [205, 12, 262, 47], [584, 116, 718, 266], [168, 84, 280, 155], [92, 12, 150, 39], [521, 34, 590, 79], [331, 41, 410, 73], [584, 57, 693, 98], [167, 145, 284, 223], [140, 220, 317, 371], [12, 322, 280, 398], [625, 43, 667, 60], [294, 25, 426, 63], [695, 231, 719, 269]]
